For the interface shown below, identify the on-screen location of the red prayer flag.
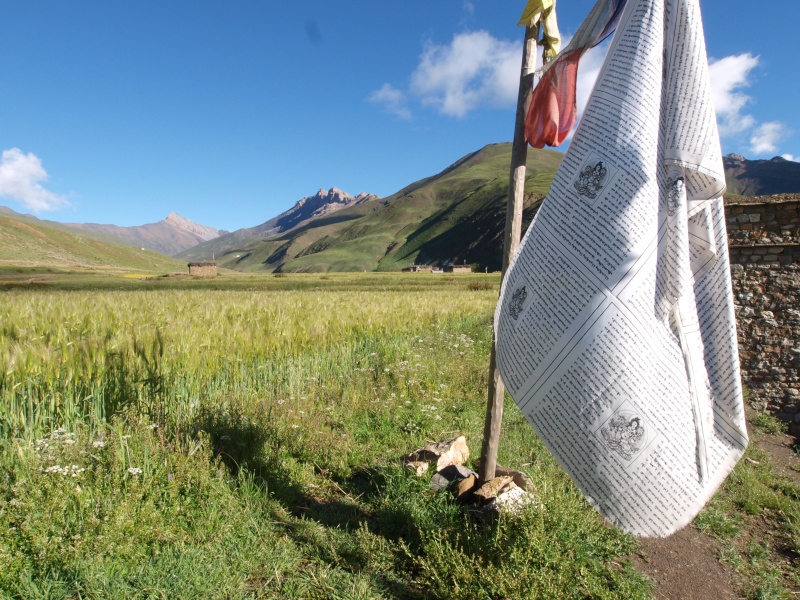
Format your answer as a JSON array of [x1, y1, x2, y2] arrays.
[[524, 0, 627, 148]]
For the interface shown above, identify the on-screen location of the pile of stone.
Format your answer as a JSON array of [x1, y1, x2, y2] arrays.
[[403, 436, 536, 518]]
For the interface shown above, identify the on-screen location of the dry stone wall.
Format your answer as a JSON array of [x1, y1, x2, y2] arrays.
[[726, 195, 800, 266], [723, 195, 800, 434], [732, 264, 800, 435]]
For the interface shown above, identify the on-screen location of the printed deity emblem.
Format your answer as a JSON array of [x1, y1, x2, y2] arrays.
[[509, 285, 527, 320], [574, 160, 608, 199], [601, 414, 646, 460], [667, 174, 685, 218]]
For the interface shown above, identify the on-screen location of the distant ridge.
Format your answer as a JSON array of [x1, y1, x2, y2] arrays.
[[724, 154, 800, 196], [257, 188, 379, 238], [0, 209, 185, 272], [66, 213, 228, 256], [178, 188, 379, 262], [181, 143, 564, 272]]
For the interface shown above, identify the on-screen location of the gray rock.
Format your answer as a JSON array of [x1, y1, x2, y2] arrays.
[[429, 464, 475, 491]]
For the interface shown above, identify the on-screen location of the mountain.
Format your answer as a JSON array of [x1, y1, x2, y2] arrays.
[[724, 154, 800, 196], [182, 143, 564, 272], [180, 188, 378, 262], [253, 188, 379, 237], [65, 212, 227, 256], [0, 209, 186, 272]]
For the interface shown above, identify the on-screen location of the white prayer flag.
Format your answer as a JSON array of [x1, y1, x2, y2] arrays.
[[495, 0, 748, 537]]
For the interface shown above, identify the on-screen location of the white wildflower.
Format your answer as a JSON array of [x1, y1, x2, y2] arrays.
[[92, 440, 106, 449], [127, 467, 142, 475]]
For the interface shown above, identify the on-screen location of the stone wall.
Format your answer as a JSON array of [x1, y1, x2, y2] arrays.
[[723, 196, 800, 434], [731, 263, 800, 435], [726, 196, 800, 266]]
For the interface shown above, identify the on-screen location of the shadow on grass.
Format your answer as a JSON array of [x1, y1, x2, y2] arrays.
[[192, 408, 430, 598]]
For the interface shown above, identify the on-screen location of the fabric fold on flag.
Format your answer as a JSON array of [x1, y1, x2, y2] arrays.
[[524, 0, 627, 148]]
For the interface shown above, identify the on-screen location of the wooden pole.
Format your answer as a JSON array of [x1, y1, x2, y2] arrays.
[[479, 23, 540, 484]]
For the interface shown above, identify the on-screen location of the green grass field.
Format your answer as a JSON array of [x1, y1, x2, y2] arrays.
[[0, 272, 651, 599], [1, 272, 797, 598]]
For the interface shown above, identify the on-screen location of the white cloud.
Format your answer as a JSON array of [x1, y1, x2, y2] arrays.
[[750, 122, 786, 155], [368, 84, 412, 121], [0, 148, 69, 212], [707, 53, 759, 136], [371, 35, 791, 159], [409, 31, 520, 118], [782, 154, 796, 162]]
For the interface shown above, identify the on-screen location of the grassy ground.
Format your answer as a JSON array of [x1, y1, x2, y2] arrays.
[[3, 272, 798, 598], [0, 272, 650, 598], [694, 410, 800, 598]]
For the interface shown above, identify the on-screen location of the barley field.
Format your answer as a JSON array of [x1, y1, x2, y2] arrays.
[[0, 273, 650, 599]]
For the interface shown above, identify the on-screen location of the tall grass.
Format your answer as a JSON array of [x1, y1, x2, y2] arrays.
[[0, 280, 651, 598], [0, 288, 495, 438]]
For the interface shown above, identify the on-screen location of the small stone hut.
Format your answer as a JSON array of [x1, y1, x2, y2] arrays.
[[402, 264, 433, 273], [444, 264, 473, 273], [188, 262, 217, 277]]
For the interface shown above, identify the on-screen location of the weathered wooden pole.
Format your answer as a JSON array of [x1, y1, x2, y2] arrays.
[[479, 22, 540, 483]]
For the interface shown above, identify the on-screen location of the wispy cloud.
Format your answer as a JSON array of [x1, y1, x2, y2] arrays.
[[410, 31, 519, 118], [707, 53, 759, 136], [369, 31, 520, 120], [0, 148, 69, 212], [782, 154, 797, 162], [368, 84, 412, 121], [371, 34, 790, 158], [750, 122, 787, 155]]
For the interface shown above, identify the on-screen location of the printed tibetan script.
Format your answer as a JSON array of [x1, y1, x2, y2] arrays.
[[495, 0, 748, 537]]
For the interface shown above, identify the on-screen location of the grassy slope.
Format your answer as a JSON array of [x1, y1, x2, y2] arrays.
[[187, 143, 563, 273], [281, 143, 562, 273], [0, 212, 185, 272]]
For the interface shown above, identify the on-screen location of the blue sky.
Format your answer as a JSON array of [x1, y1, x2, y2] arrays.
[[1, 0, 797, 231]]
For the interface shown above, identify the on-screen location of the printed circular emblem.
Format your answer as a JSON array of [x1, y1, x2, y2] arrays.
[[574, 160, 608, 199], [509, 285, 527, 320], [601, 412, 646, 460], [667, 174, 685, 218]]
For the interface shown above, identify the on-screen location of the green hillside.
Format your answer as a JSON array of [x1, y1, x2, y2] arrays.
[[0, 211, 186, 272], [195, 143, 563, 273]]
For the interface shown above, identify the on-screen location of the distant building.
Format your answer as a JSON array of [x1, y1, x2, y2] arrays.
[[444, 264, 473, 273], [402, 264, 433, 273], [188, 262, 217, 277]]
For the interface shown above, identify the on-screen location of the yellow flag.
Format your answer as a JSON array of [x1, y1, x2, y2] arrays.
[[517, 0, 554, 26], [518, 0, 561, 60]]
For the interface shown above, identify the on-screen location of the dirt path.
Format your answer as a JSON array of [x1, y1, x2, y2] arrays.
[[628, 412, 799, 599], [630, 527, 739, 599]]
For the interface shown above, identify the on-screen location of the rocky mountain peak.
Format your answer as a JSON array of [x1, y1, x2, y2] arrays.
[[354, 192, 379, 204], [725, 153, 746, 162], [164, 212, 225, 241]]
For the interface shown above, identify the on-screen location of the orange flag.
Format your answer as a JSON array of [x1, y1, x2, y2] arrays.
[[524, 0, 627, 148]]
